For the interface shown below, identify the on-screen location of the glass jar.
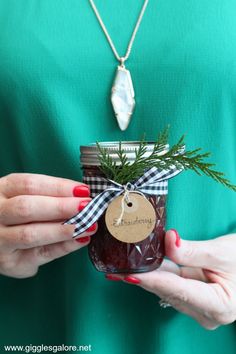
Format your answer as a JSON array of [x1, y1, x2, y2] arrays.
[[80, 142, 168, 274]]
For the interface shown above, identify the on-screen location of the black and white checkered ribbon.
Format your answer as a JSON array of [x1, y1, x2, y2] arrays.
[[64, 165, 183, 238]]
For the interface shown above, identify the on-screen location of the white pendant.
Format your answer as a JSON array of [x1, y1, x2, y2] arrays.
[[111, 66, 135, 131]]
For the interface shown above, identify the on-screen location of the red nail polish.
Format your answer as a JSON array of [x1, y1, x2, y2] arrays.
[[170, 229, 181, 247], [73, 185, 90, 198], [105, 274, 122, 281], [86, 223, 97, 232], [124, 276, 140, 284], [78, 200, 90, 212], [75, 236, 90, 243]]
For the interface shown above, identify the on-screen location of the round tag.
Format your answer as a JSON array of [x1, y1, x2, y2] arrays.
[[105, 192, 156, 243]]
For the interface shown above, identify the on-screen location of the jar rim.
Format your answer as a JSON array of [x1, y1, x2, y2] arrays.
[[80, 141, 169, 166]]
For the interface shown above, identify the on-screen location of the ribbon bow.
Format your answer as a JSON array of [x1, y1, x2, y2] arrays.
[[64, 165, 183, 238]]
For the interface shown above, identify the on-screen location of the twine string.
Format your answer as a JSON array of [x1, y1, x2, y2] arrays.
[[115, 184, 148, 225]]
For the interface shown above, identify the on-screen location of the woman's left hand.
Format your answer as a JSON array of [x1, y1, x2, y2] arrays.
[[106, 230, 236, 330]]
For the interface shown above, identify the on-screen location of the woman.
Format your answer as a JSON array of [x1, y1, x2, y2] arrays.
[[0, 1, 236, 353]]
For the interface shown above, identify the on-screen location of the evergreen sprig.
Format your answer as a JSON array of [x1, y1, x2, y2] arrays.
[[96, 127, 236, 191]]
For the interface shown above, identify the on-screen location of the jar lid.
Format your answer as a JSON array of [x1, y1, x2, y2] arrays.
[[80, 141, 169, 166]]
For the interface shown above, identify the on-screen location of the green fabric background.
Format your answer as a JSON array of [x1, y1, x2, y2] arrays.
[[0, 1, 236, 353]]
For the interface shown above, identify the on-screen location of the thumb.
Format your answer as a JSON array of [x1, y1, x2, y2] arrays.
[[165, 229, 220, 269]]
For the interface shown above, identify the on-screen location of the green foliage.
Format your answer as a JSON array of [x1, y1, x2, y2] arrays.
[[96, 127, 236, 191]]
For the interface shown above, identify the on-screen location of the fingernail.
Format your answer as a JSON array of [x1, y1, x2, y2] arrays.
[[105, 274, 122, 281], [75, 236, 91, 243], [78, 200, 90, 212], [86, 223, 97, 232], [170, 229, 181, 247], [124, 276, 141, 284], [73, 185, 90, 198]]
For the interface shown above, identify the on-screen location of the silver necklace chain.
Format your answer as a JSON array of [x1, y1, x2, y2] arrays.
[[89, 0, 149, 66]]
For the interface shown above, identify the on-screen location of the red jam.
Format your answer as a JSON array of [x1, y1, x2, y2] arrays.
[[83, 165, 166, 274]]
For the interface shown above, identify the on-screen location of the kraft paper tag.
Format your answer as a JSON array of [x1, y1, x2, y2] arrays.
[[105, 192, 156, 243]]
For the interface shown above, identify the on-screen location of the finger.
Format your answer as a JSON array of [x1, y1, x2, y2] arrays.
[[30, 238, 91, 266], [123, 270, 222, 315], [0, 236, 91, 278], [158, 298, 219, 330], [158, 259, 180, 274], [140, 270, 236, 329], [159, 259, 208, 282], [105, 259, 208, 283], [0, 196, 91, 225], [0, 223, 97, 250], [0, 173, 89, 198], [180, 266, 209, 282], [165, 230, 224, 270]]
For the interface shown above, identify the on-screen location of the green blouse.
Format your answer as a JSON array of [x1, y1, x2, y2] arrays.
[[0, 1, 236, 353]]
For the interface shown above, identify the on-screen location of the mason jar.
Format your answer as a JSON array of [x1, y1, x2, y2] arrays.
[[80, 142, 168, 274]]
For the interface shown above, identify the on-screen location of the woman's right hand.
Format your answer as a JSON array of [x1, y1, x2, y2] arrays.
[[0, 173, 97, 278]]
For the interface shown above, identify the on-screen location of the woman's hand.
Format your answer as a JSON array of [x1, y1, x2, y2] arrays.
[[107, 230, 236, 330], [0, 173, 97, 278]]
